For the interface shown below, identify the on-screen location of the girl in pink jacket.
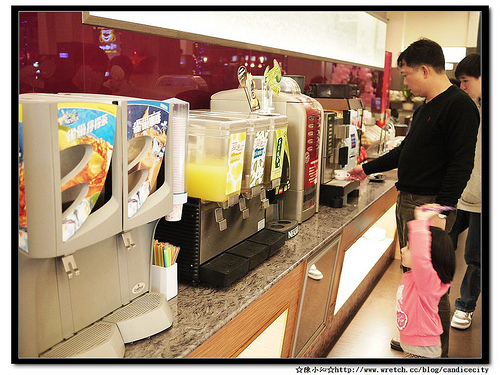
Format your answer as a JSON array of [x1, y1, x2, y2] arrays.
[[397, 204, 456, 358]]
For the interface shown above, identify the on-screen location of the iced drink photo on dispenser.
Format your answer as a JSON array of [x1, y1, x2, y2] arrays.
[[126, 100, 169, 218], [58, 103, 117, 242]]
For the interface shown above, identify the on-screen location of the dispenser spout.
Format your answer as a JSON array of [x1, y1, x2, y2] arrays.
[[239, 197, 250, 220], [214, 207, 227, 231]]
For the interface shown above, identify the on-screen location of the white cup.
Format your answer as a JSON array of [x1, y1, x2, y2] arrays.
[[334, 169, 350, 181]]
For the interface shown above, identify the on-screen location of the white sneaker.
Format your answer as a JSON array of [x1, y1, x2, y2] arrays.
[[308, 264, 323, 280], [451, 310, 473, 330]]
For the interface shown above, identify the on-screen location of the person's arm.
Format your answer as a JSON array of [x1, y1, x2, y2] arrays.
[[362, 138, 404, 175], [408, 204, 445, 293], [350, 104, 425, 180], [348, 137, 405, 180]]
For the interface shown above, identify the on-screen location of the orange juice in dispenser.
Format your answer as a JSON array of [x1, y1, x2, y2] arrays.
[[186, 114, 247, 203]]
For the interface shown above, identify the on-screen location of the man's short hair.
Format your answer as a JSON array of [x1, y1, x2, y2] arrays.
[[397, 38, 446, 73]]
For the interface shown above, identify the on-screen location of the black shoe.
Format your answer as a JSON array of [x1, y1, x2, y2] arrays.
[[390, 337, 403, 352]]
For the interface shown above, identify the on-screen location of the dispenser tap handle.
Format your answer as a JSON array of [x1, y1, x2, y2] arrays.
[[121, 231, 136, 251], [61, 254, 80, 279], [214, 208, 227, 231], [260, 188, 270, 209], [239, 197, 249, 219]]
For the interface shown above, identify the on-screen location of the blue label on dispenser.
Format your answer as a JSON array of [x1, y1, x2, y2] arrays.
[[126, 100, 169, 218], [59, 106, 117, 146]]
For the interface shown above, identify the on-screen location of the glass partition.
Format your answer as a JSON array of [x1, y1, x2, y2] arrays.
[[19, 12, 384, 110]]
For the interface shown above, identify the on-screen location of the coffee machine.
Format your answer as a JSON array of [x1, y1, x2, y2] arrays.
[[310, 87, 363, 208]]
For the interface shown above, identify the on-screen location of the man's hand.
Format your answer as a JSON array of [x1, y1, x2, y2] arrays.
[[348, 165, 367, 181]]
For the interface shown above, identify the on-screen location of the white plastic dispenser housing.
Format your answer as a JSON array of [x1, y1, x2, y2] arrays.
[[18, 93, 175, 358]]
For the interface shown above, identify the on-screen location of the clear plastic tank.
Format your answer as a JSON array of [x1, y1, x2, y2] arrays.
[[187, 114, 248, 202]]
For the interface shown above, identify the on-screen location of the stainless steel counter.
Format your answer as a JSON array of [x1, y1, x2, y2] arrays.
[[124, 171, 398, 358]]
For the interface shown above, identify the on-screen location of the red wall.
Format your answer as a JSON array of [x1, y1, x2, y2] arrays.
[[19, 12, 383, 109]]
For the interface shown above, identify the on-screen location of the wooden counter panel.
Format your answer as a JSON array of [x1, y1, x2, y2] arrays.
[[329, 186, 397, 312], [188, 261, 306, 358], [339, 186, 398, 252], [300, 186, 398, 358]]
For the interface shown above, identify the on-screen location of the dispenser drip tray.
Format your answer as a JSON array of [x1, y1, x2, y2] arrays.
[[40, 321, 125, 358], [199, 229, 287, 288], [200, 252, 250, 287], [227, 241, 270, 270], [319, 179, 360, 208], [247, 229, 287, 256], [103, 292, 173, 344]]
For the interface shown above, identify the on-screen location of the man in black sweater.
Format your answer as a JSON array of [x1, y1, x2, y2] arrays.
[[349, 38, 480, 357]]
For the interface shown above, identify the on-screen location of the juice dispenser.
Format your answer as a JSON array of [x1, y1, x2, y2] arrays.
[[185, 113, 248, 204], [155, 112, 275, 286], [243, 112, 295, 238], [211, 78, 323, 224], [236, 114, 270, 199], [192, 110, 273, 210], [262, 114, 288, 191]]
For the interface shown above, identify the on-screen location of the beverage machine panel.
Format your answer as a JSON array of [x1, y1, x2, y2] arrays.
[[314, 98, 363, 208]]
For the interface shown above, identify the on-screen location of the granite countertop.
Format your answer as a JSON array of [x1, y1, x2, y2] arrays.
[[124, 170, 398, 358]]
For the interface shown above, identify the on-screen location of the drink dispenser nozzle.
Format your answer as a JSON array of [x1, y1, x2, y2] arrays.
[[239, 197, 250, 219], [260, 190, 270, 210], [164, 99, 189, 221]]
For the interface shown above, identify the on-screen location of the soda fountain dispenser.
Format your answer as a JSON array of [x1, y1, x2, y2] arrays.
[[18, 94, 125, 357], [18, 93, 188, 358]]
